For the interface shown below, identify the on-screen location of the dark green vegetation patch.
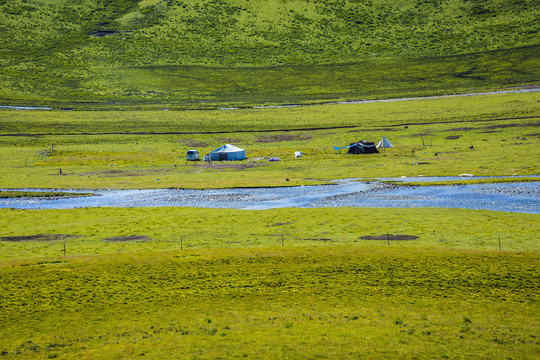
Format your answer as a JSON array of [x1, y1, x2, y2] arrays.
[[102, 235, 151, 242], [0, 191, 94, 199], [0, 234, 76, 242], [359, 234, 419, 241]]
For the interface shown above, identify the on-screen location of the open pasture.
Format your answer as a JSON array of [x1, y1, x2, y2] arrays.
[[1, 1, 539, 358], [0, 91, 538, 189], [0, 206, 538, 261], [0, 246, 538, 359], [0, 79, 538, 360]]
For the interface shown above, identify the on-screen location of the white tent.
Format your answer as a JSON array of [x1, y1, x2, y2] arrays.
[[208, 144, 246, 161], [377, 137, 393, 148]]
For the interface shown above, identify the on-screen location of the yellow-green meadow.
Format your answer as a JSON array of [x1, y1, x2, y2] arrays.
[[1, 91, 538, 189], [1, 91, 539, 358], [1, 1, 539, 355]]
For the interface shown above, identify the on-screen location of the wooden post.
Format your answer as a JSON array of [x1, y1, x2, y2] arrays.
[[24, 158, 27, 167], [498, 233, 501, 251], [281, 234, 284, 247], [181, 236, 183, 251], [63, 241, 66, 257], [387, 232, 390, 246]]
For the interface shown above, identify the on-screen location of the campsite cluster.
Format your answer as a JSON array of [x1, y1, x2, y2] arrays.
[[2, 94, 537, 191], [186, 137, 393, 161]]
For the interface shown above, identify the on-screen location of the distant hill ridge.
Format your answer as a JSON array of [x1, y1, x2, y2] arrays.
[[0, 0, 538, 108]]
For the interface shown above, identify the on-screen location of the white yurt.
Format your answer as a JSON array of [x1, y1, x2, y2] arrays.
[[207, 144, 246, 161]]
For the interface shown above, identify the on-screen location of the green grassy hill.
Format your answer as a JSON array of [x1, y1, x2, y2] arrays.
[[0, 0, 539, 108]]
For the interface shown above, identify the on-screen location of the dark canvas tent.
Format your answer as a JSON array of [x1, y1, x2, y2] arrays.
[[347, 140, 379, 154]]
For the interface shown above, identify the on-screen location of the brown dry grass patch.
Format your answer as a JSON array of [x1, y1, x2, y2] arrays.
[[103, 235, 151, 242], [0, 234, 77, 242], [359, 234, 419, 241], [257, 133, 313, 143]]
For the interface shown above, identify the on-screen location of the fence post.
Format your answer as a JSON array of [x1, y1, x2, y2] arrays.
[[498, 233, 501, 251], [387, 232, 390, 246]]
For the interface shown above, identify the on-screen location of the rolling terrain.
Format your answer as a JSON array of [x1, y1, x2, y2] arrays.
[[0, 0, 538, 108]]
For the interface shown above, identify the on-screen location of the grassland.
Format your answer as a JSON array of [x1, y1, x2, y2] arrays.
[[1, 84, 538, 359], [0, 0, 538, 108], [1, 206, 539, 261], [0, 91, 538, 189], [1, 97, 539, 359], [0, 2, 539, 357], [1, 195, 539, 359], [0, 245, 538, 359]]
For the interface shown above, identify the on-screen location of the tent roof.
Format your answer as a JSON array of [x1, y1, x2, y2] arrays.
[[210, 144, 245, 153], [377, 137, 393, 148]]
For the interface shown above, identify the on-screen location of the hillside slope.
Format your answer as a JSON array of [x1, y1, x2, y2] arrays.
[[0, 0, 539, 108]]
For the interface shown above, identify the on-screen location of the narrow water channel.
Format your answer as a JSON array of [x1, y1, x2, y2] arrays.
[[1, 178, 539, 214]]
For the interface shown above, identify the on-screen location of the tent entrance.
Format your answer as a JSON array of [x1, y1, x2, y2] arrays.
[[219, 152, 228, 161]]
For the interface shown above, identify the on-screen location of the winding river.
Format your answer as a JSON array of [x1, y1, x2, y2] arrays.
[[1, 177, 539, 214]]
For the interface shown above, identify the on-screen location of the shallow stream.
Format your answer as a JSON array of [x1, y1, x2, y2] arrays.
[[1, 177, 539, 214]]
